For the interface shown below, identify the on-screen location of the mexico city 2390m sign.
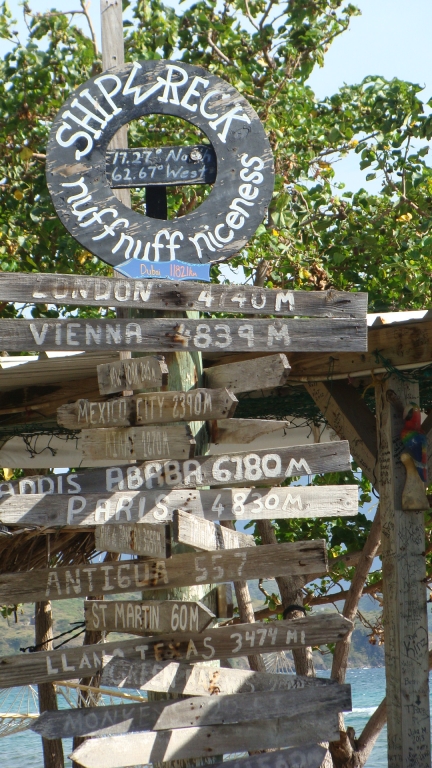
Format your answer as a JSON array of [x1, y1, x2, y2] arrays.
[[46, 61, 274, 280]]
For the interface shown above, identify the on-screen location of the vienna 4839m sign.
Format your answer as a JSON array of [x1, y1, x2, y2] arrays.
[[46, 60, 274, 280]]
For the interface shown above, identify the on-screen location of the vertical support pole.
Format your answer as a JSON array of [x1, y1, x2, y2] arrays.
[[35, 601, 64, 768], [375, 375, 430, 767]]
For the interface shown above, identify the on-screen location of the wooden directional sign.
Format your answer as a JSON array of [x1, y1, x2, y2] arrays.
[[0, 317, 367, 353], [85, 599, 215, 635], [70, 716, 340, 768], [81, 424, 196, 462], [0, 541, 327, 605], [97, 355, 168, 395], [210, 418, 288, 444], [0, 485, 358, 528], [106, 144, 217, 188], [0, 615, 352, 689], [200, 746, 328, 768], [46, 61, 274, 271], [58, 388, 238, 429], [101, 657, 337, 694], [94, 522, 168, 558], [173, 510, 255, 551], [205, 353, 291, 393], [0, 273, 367, 317], [0, 442, 351, 497], [32, 684, 351, 739]]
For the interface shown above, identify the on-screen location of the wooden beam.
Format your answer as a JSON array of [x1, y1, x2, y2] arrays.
[[0, 318, 368, 354], [173, 510, 255, 551], [2, 441, 351, 495], [375, 376, 431, 767], [32, 684, 351, 739], [305, 380, 378, 486], [0, 615, 352, 688], [58, 389, 238, 429], [84, 599, 215, 635], [0, 273, 367, 318], [0, 541, 328, 605], [0, 485, 358, 527], [101, 657, 338, 693]]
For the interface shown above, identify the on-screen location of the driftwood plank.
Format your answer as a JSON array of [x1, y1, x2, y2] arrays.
[[97, 356, 168, 395], [84, 599, 215, 635], [200, 746, 328, 768], [0, 541, 327, 605], [69, 715, 341, 768], [58, 389, 238, 429], [101, 658, 337, 693], [210, 418, 288, 444], [173, 510, 255, 551], [0, 615, 352, 689], [0, 273, 367, 318], [0, 318, 368, 353], [94, 523, 168, 557], [81, 424, 196, 461], [0, 485, 358, 527], [0, 442, 351, 496], [32, 684, 351, 739], [205, 354, 291, 393]]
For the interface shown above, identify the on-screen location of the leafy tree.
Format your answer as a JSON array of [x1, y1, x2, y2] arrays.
[[1, 1, 431, 765]]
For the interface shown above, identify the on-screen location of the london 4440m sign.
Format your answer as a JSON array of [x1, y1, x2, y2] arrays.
[[46, 60, 274, 278]]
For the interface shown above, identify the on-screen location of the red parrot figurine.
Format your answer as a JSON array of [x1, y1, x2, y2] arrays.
[[400, 403, 428, 483], [400, 403, 429, 510]]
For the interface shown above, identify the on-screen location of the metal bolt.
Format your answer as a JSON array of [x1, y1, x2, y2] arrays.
[[189, 149, 203, 162]]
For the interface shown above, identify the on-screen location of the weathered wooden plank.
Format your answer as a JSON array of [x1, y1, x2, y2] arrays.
[[0, 615, 352, 689], [106, 144, 217, 187], [81, 424, 196, 462], [202, 746, 328, 768], [70, 714, 341, 768], [173, 510, 255, 551], [205, 354, 291, 393], [32, 684, 351, 739], [0, 273, 367, 318], [0, 541, 327, 605], [94, 523, 168, 558], [0, 318, 368, 353], [101, 658, 337, 693], [58, 388, 238, 429], [210, 418, 288, 444], [376, 376, 431, 767], [0, 442, 351, 497], [84, 599, 215, 635], [97, 355, 168, 396], [0, 485, 358, 527]]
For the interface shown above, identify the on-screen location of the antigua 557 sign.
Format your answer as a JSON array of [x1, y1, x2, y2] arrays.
[[46, 60, 274, 280]]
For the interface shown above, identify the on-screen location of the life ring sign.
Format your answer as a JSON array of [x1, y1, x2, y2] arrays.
[[46, 60, 274, 281]]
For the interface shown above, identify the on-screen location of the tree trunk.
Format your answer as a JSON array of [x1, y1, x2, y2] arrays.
[[35, 601, 64, 768]]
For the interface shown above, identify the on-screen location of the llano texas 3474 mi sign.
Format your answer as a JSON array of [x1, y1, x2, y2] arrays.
[[46, 61, 274, 280]]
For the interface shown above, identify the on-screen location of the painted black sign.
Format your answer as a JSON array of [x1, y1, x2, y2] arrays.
[[106, 145, 216, 188], [46, 60, 274, 273]]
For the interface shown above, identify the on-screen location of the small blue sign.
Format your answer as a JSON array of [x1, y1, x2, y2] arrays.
[[115, 258, 211, 282]]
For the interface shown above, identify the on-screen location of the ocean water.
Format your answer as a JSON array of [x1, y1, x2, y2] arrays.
[[0, 667, 422, 767]]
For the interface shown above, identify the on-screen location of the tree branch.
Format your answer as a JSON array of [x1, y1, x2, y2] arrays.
[[207, 30, 235, 66]]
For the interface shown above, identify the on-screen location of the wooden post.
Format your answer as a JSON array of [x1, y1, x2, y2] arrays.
[[35, 601, 64, 768], [375, 375, 431, 767]]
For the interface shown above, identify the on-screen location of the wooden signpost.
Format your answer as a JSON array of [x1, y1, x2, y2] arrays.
[[173, 510, 255, 551], [210, 418, 289, 445], [57, 388, 238, 428], [69, 715, 342, 768], [81, 423, 196, 461], [84, 599, 215, 635], [94, 522, 169, 557], [0, 484, 358, 527], [0, 442, 351, 496], [0, 615, 352, 689], [101, 657, 337, 694], [0, 317, 367, 353], [97, 355, 168, 395], [32, 684, 351, 739], [204, 353, 291, 393], [0, 541, 328, 605], [197, 745, 328, 768], [0, 272, 367, 317]]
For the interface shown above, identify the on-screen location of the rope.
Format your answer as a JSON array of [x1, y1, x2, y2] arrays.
[[20, 622, 85, 653]]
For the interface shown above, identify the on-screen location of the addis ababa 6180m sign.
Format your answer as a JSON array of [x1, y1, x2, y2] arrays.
[[46, 61, 274, 281]]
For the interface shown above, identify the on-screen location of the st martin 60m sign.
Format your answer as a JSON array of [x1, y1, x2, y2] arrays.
[[46, 61, 274, 278]]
